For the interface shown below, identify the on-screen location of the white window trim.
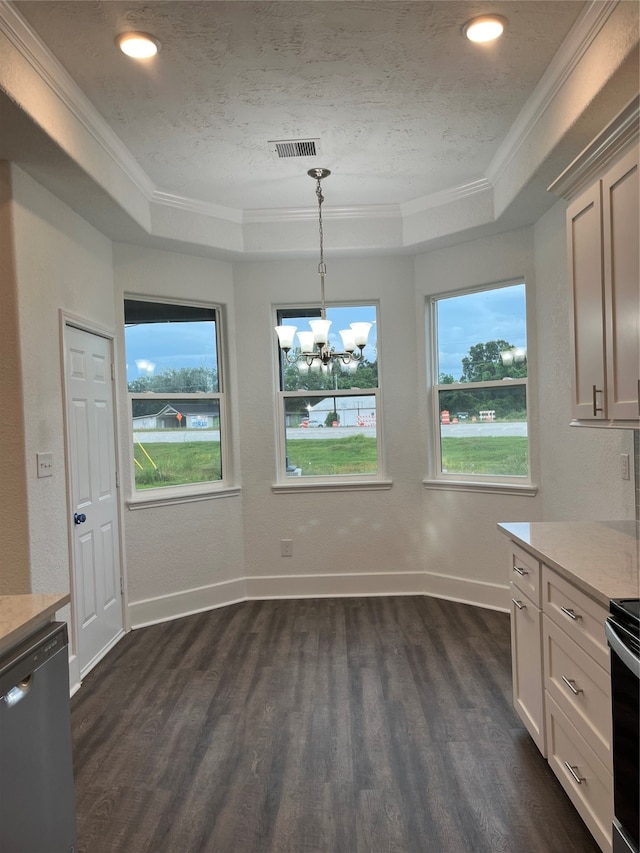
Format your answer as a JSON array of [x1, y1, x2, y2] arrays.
[[427, 283, 532, 488], [274, 301, 385, 487], [124, 296, 233, 503]]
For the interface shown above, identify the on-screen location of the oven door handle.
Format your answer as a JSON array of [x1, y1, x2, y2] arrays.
[[605, 620, 640, 678]]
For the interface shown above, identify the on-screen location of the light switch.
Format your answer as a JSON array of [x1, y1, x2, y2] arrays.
[[37, 452, 53, 478]]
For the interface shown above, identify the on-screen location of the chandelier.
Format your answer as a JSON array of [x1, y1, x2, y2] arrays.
[[275, 168, 371, 370]]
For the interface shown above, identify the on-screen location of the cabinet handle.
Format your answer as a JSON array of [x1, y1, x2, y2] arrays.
[[512, 599, 526, 610], [637, 379, 639, 416], [592, 385, 603, 416], [561, 676, 583, 695], [564, 762, 585, 785], [512, 565, 528, 576], [560, 606, 582, 621]]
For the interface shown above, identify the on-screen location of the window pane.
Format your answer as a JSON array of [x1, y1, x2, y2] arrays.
[[278, 305, 377, 392], [436, 284, 526, 383], [283, 395, 377, 476], [437, 386, 528, 477], [125, 300, 218, 392], [131, 398, 221, 489]]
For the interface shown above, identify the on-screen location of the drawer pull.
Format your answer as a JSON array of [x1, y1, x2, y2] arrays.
[[561, 676, 583, 695], [512, 565, 528, 576], [560, 606, 582, 621], [512, 599, 526, 611], [564, 762, 585, 785]]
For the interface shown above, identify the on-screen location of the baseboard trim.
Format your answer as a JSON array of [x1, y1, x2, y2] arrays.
[[423, 571, 510, 612], [246, 571, 427, 600], [129, 577, 248, 629], [126, 572, 509, 629]]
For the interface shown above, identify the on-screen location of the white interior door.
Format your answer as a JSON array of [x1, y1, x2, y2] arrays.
[[64, 323, 124, 677]]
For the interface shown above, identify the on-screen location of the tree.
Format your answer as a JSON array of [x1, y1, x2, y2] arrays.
[[128, 366, 218, 393], [460, 340, 526, 383]]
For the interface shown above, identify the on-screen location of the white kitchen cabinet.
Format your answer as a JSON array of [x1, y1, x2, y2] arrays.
[[566, 146, 639, 426], [509, 544, 546, 755], [505, 543, 613, 853]]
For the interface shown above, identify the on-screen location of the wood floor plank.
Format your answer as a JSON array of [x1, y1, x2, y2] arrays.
[[71, 596, 601, 853]]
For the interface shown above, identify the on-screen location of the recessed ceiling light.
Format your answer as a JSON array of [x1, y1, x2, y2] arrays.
[[462, 15, 507, 43], [116, 32, 160, 59]]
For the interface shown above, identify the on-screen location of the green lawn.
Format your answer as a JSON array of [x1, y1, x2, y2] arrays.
[[133, 440, 222, 488], [441, 435, 528, 476], [286, 434, 378, 476], [132, 433, 529, 486]]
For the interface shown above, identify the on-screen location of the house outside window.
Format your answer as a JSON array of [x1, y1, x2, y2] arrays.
[[275, 304, 383, 483], [124, 298, 228, 495], [429, 282, 530, 486]]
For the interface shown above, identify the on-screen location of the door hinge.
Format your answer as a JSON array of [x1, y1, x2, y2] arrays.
[[120, 577, 124, 595], [115, 471, 119, 488], [111, 363, 115, 381]]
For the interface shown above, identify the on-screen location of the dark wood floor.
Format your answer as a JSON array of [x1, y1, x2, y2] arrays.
[[71, 596, 600, 853]]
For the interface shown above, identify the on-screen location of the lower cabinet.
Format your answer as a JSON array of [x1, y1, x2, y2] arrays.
[[508, 545, 613, 853]]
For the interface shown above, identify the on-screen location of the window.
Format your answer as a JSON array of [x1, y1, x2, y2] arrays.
[[276, 304, 382, 483], [124, 298, 227, 494], [429, 282, 530, 485]]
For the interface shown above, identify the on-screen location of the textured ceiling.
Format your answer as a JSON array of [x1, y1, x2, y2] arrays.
[[13, 0, 586, 211]]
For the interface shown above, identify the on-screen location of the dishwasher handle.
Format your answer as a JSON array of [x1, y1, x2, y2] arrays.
[[3, 675, 33, 708]]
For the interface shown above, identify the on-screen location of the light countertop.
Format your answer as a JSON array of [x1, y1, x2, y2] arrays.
[[0, 593, 71, 655], [498, 521, 639, 606]]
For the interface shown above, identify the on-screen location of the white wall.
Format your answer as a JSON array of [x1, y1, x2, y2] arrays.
[[415, 227, 544, 609], [234, 255, 427, 598], [534, 200, 635, 520], [10, 165, 116, 597], [112, 242, 246, 626]]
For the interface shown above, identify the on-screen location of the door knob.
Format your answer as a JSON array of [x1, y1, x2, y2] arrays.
[[74, 512, 87, 525]]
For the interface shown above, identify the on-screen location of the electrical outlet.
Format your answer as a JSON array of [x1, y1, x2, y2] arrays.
[[281, 539, 293, 557], [621, 453, 630, 481]]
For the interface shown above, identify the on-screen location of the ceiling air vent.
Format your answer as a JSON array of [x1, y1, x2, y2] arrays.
[[269, 139, 320, 159]]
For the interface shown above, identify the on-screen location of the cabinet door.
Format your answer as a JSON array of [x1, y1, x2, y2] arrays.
[[567, 183, 606, 419], [602, 148, 640, 422], [511, 586, 545, 755]]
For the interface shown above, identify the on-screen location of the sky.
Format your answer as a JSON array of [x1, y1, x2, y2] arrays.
[[125, 288, 524, 383], [436, 283, 526, 379]]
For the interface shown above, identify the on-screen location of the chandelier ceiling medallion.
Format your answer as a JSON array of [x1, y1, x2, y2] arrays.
[[275, 169, 371, 372]]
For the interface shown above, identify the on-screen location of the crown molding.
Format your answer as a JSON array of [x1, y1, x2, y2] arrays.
[[400, 178, 492, 217], [548, 95, 639, 199], [243, 203, 400, 224], [152, 190, 243, 224], [486, 0, 619, 187], [0, 0, 154, 200]]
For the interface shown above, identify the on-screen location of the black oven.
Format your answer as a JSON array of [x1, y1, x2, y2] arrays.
[[606, 599, 639, 853]]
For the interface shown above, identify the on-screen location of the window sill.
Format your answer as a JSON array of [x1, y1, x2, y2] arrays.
[[127, 485, 241, 510], [422, 479, 537, 497], [272, 479, 393, 495]]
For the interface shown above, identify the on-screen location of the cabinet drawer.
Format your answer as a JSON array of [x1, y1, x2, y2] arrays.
[[543, 614, 611, 770], [545, 694, 612, 853], [511, 586, 545, 755], [510, 544, 541, 606], [542, 566, 609, 670]]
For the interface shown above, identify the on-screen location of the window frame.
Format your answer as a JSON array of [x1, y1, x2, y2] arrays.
[[426, 280, 535, 493], [273, 301, 390, 492], [124, 295, 237, 508]]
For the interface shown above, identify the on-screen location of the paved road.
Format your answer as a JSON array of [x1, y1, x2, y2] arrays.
[[133, 422, 527, 442]]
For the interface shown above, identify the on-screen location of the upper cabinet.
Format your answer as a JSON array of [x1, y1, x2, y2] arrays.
[[550, 97, 639, 429]]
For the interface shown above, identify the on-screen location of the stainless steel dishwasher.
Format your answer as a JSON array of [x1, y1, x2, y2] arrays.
[[0, 621, 78, 853]]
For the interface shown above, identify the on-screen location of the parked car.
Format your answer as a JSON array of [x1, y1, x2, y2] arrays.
[[301, 419, 323, 428]]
